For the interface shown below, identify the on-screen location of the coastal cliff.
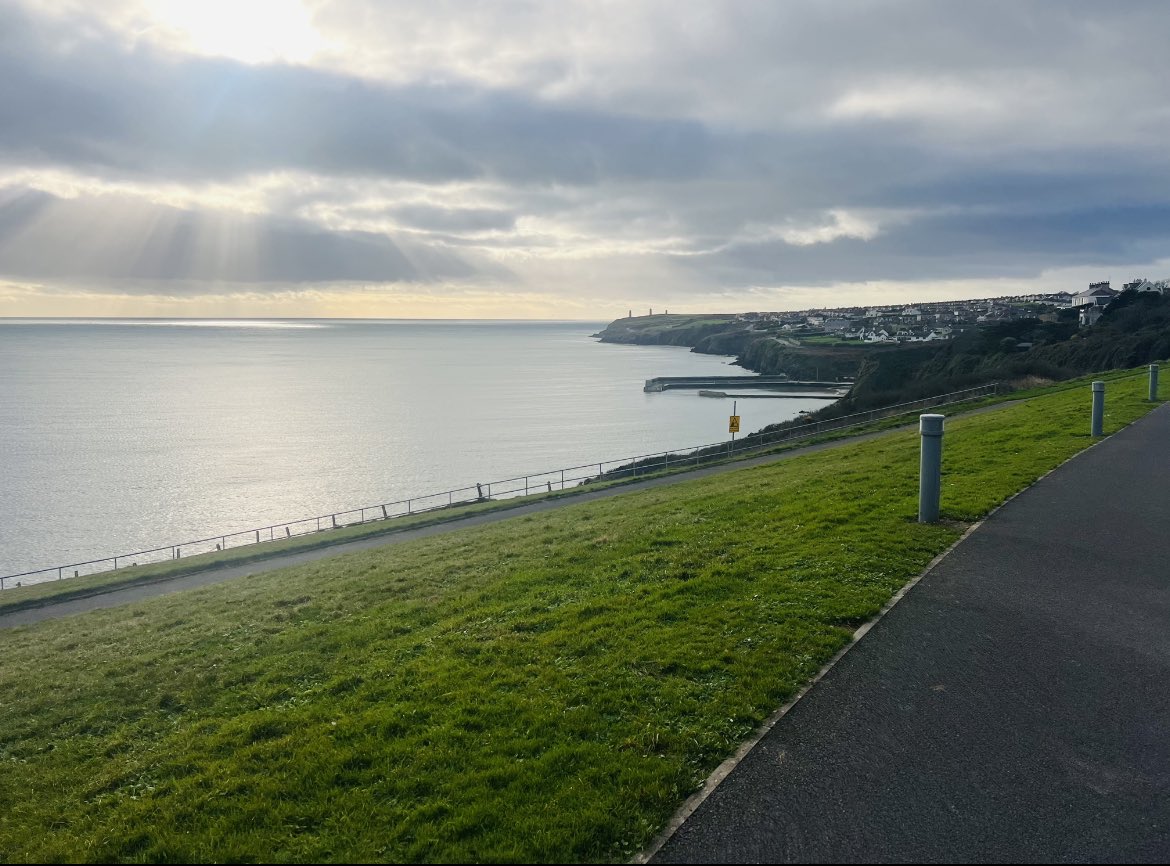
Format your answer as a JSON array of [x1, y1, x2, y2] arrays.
[[593, 314, 753, 355], [598, 293, 1170, 415], [595, 314, 874, 379]]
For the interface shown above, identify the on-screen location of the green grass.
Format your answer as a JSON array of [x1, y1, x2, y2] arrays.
[[796, 334, 857, 346], [599, 314, 737, 338], [0, 391, 983, 615], [5, 366, 1146, 616], [0, 373, 1159, 862], [0, 492, 579, 615]]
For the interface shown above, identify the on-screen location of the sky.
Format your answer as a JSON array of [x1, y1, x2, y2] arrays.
[[1, 1, 1169, 319]]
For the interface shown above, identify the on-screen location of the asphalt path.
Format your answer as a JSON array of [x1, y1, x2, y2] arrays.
[[652, 402, 1170, 863], [2, 409, 1003, 629]]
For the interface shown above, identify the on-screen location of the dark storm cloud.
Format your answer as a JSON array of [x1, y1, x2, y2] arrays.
[[693, 203, 1170, 287], [0, 187, 486, 284]]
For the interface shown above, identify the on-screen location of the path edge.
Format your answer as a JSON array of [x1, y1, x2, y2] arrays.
[[631, 407, 1158, 864]]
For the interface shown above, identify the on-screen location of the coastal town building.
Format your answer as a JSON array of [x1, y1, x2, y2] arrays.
[[1080, 306, 1104, 327], [726, 276, 1164, 344], [1123, 278, 1168, 295], [1071, 284, 1118, 307]]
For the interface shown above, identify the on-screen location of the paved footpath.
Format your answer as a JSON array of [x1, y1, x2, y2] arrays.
[[653, 403, 1170, 863]]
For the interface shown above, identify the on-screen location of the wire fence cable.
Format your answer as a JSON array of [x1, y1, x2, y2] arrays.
[[1, 382, 1005, 589]]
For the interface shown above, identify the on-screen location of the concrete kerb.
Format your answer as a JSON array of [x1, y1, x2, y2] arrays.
[[631, 399, 1169, 865]]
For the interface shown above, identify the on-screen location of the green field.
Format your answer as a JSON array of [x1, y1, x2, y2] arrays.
[[0, 372, 1158, 862], [795, 333, 858, 346], [0, 379, 1006, 616], [0, 492, 574, 615]]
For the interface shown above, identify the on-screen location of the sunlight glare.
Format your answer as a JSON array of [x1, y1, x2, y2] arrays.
[[145, 0, 323, 64]]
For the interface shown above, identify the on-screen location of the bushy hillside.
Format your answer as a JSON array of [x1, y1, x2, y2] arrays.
[[597, 295, 1170, 420], [839, 290, 1170, 411], [735, 339, 888, 381]]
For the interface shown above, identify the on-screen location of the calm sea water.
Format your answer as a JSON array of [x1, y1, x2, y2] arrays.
[[0, 319, 832, 577]]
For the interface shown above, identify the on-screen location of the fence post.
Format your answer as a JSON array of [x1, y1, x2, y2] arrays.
[[1149, 364, 1159, 402], [1091, 381, 1105, 437], [918, 414, 945, 523]]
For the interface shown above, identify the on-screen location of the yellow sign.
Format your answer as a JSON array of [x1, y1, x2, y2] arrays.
[[729, 415, 741, 433]]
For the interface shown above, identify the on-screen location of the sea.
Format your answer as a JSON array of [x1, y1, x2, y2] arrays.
[[0, 319, 834, 579]]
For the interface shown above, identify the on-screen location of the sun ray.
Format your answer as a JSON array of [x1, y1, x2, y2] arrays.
[[141, 0, 323, 65]]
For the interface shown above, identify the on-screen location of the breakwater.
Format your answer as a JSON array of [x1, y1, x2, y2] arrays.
[[644, 375, 849, 393]]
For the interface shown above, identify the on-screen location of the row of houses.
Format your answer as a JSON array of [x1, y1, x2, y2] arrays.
[[1069, 278, 1170, 308], [735, 277, 1170, 344]]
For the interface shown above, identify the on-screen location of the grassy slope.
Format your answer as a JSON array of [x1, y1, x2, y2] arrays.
[[0, 377, 1021, 615], [0, 373, 1158, 863], [0, 493, 580, 615], [595, 314, 736, 338]]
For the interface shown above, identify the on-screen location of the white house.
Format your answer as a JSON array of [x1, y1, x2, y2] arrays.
[[1071, 283, 1117, 307], [1123, 278, 1164, 295]]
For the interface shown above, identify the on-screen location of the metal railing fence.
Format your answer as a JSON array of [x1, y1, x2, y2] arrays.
[[1, 383, 1001, 590]]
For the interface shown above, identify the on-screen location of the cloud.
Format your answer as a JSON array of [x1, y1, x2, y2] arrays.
[[686, 203, 1170, 289], [0, 186, 498, 284], [741, 211, 886, 249], [2, 0, 1170, 315], [381, 204, 517, 234], [0, 4, 718, 188]]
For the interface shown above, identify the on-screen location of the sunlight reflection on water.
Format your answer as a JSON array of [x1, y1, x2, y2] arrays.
[[0, 319, 833, 574]]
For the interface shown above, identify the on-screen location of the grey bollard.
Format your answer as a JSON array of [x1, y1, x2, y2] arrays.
[[1091, 381, 1105, 437], [918, 414, 945, 523], [1150, 364, 1160, 402]]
